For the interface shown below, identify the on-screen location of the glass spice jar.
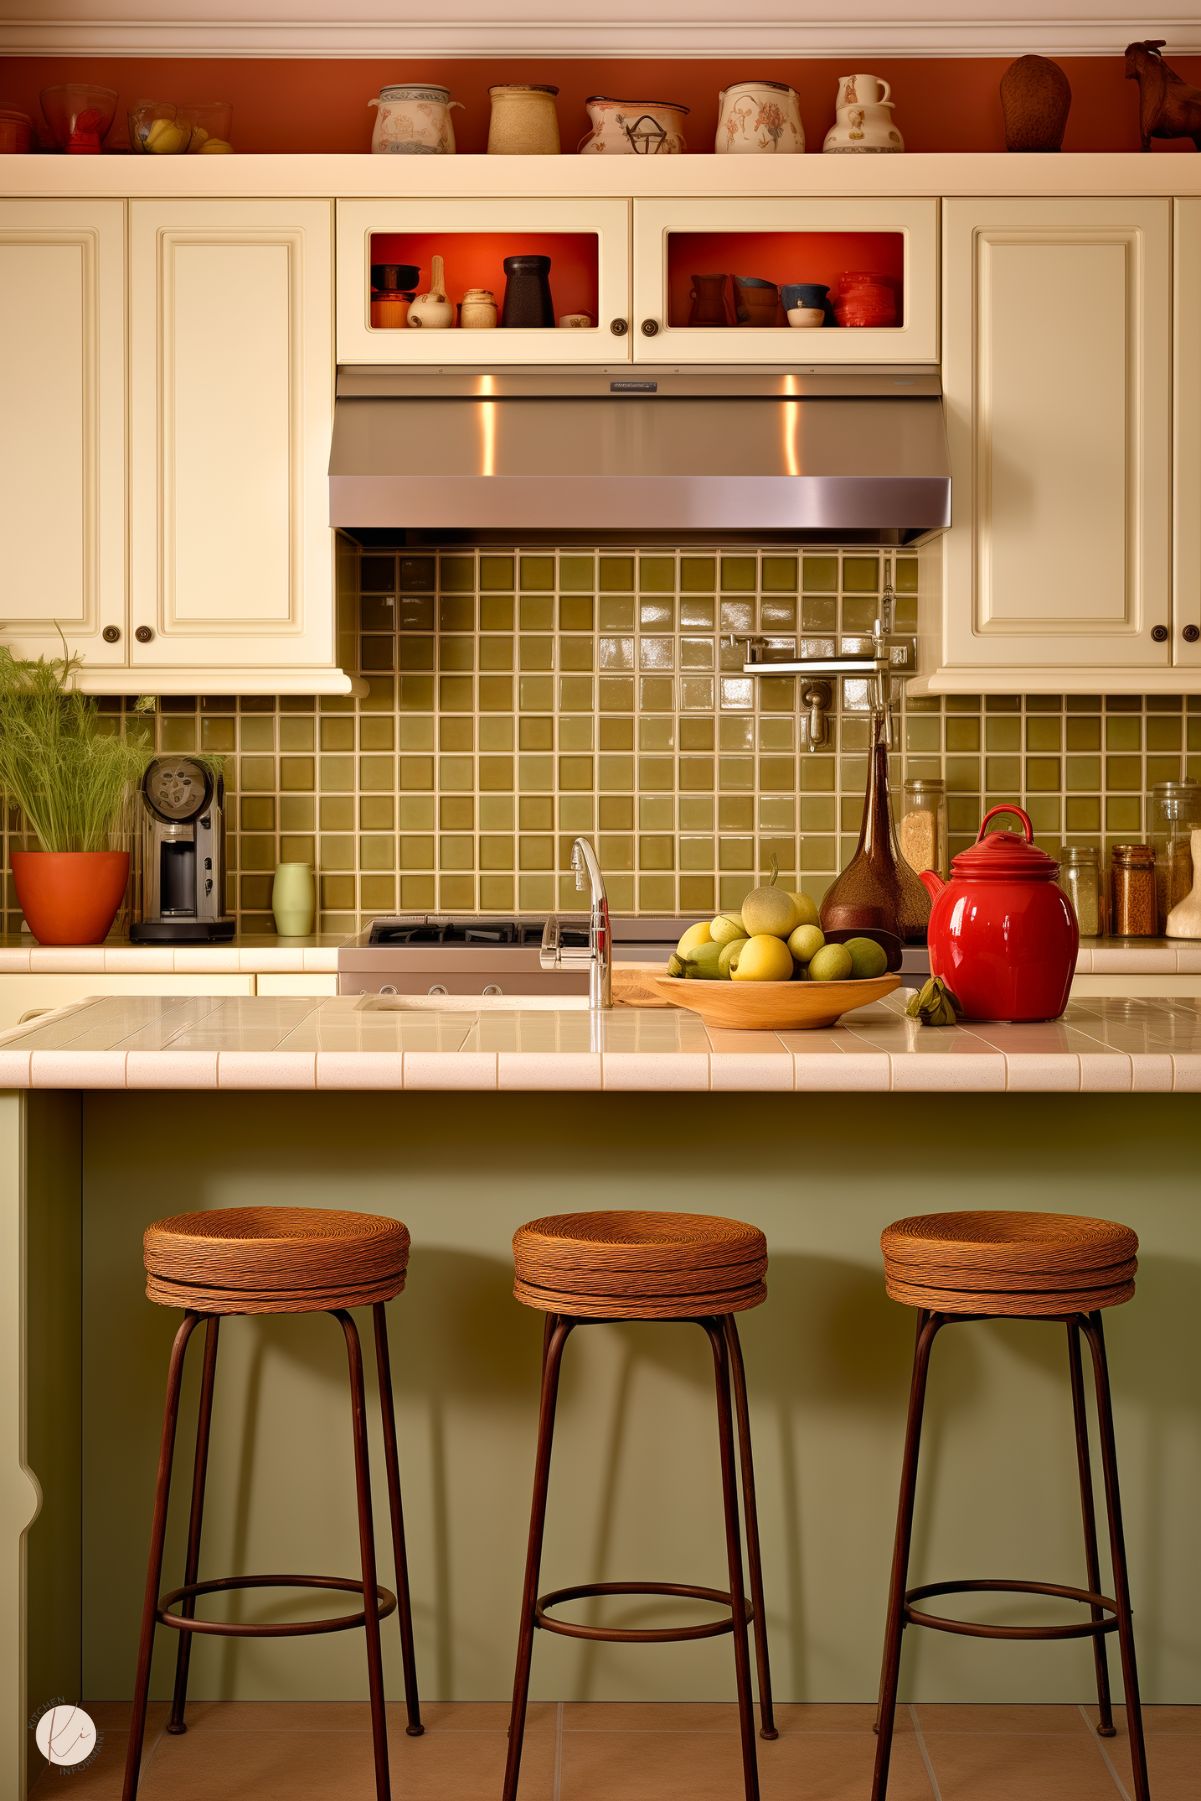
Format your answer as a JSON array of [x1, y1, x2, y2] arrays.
[[899, 777, 948, 879], [1149, 779, 1201, 930], [1061, 846, 1104, 938], [1110, 844, 1157, 938]]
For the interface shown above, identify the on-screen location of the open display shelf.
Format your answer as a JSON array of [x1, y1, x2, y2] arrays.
[[369, 230, 600, 329], [664, 229, 905, 328]]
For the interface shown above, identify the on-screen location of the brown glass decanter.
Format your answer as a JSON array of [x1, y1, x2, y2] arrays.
[[820, 701, 930, 958]]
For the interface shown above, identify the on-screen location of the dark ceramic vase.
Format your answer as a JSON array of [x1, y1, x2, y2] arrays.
[[1000, 55, 1072, 152], [501, 254, 554, 327]]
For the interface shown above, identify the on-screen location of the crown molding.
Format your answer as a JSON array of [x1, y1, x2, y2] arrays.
[[1, 8, 1199, 59]]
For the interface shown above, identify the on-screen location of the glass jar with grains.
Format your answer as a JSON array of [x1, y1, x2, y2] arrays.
[[1061, 846, 1104, 937], [899, 777, 948, 879], [1149, 780, 1201, 929], [1110, 844, 1157, 937]]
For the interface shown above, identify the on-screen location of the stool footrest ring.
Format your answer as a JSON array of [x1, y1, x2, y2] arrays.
[[905, 1579, 1119, 1642], [158, 1573, 398, 1638], [535, 1581, 753, 1644]]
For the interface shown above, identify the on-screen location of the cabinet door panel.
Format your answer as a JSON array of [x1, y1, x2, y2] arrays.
[[0, 201, 125, 664], [1175, 199, 1201, 670], [130, 200, 334, 669], [942, 197, 1170, 671]]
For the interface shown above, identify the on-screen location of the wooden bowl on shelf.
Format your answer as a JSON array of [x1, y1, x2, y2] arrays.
[[650, 972, 900, 1031]]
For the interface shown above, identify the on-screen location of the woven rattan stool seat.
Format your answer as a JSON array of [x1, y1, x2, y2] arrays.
[[144, 1207, 410, 1314], [881, 1211, 1137, 1317], [513, 1210, 767, 1319]]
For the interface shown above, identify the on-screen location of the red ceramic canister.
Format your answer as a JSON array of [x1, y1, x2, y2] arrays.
[[917, 806, 1079, 1022]]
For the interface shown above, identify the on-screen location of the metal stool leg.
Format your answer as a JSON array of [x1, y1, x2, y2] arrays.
[[166, 1315, 220, 1736], [336, 1310, 390, 1801], [705, 1319, 761, 1801], [1067, 1317, 1117, 1738], [122, 1312, 200, 1801], [502, 1315, 573, 1801], [723, 1315, 777, 1741], [373, 1301, 423, 1738], [1081, 1311, 1151, 1801], [871, 1309, 943, 1801]]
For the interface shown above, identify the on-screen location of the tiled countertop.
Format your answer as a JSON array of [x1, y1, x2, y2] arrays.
[[0, 991, 1197, 1093], [0, 934, 341, 973]]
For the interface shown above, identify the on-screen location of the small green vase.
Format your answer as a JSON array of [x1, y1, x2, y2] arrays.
[[272, 862, 316, 938]]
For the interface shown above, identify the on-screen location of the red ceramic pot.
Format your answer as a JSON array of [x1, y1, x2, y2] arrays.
[[11, 850, 129, 946], [918, 806, 1078, 1022]]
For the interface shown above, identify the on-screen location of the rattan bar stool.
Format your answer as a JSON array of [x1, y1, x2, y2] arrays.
[[871, 1210, 1149, 1801], [122, 1206, 423, 1801], [503, 1209, 776, 1801]]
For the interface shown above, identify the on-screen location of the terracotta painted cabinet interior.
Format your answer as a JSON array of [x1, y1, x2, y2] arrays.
[[0, 200, 126, 667], [129, 199, 340, 682], [929, 196, 1172, 688]]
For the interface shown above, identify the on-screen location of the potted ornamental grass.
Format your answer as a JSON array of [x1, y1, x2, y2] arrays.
[[0, 646, 153, 944]]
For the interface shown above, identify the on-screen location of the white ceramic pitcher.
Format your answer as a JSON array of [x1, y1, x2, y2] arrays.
[[369, 83, 462, 155]]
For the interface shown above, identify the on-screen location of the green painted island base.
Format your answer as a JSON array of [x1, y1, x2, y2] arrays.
[[5, 1090, 1200, 1794]]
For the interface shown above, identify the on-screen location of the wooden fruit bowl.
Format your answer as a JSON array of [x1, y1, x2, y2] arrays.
[[651, 972, 900, 1031]]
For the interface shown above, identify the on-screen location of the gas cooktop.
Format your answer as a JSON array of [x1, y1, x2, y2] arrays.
[[366, 916, 550, 948]]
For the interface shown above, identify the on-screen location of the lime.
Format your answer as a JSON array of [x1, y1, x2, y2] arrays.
[[808, 943, 854, 983]]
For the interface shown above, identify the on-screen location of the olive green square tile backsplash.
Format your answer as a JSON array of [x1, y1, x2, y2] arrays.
[[7, 545, 1200, 937]]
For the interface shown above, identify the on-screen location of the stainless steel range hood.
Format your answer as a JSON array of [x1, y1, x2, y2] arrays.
[[329, 368, 950, 546]]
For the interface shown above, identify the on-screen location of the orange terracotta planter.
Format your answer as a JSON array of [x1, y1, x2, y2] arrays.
[[10, 850, 129, 946]]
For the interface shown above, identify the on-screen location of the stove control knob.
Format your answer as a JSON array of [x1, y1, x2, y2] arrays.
[[380, 984, 398, 995], [482, 984, 503, 997], [428, 983, 448, 996]]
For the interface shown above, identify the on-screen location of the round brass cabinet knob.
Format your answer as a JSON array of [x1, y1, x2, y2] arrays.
[[101, 624, 121, 644], [1183, 625, 1201, 644], [134, 625, 154, 644], [1150, 625, 1169, 643], [641, 318, 660, 337], [609, 317, 628, 336]]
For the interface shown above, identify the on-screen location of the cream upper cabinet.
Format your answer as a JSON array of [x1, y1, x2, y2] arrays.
[[129, 200, 338, 675], [931, 197, 1171, 686], [0, 201, 126, 666], [630, 198, 939, 364], [336, 199, 632, 363], [1175, 200, 1201, 671]]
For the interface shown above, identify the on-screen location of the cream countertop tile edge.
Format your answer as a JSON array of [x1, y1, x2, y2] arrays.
[[0, 937, 343, 974], [0, 993, 1196, 1094]]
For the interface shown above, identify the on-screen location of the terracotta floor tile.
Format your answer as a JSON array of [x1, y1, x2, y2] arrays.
[[173, 1696, 553, 1734], [137, 1721, 557, 1801], [559, 1725, 934, 1801], [562, 1699, 910, 1735], [921, 1730, 1123, 1800], [1102, 1709, 1201, 1800], [1110, 1703, 1201, 1734], [913, 1702, 1095, 1735], [28, 1702, 166, 1798]]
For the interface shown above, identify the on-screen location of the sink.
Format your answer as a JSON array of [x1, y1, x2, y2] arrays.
[[357, 993, 591, 1013]]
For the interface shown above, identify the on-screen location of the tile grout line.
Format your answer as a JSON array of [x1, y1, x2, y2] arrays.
[[553, 1699, 565, 1800], [1077, 1702, 1135, 1801], [908, 1702, 946, 1801]]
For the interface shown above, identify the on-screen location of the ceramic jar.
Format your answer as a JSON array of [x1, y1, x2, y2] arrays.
[[460, 288, 498, 329], [716, 80, 804, 153], [501, 255, 554, 327], [823, 100, 904, 154], [919, 806, 1078, 1022], [487, 83, 561, 154], [734, 276, 780, 327], [688, 273, 733, 327], [272, 862, 316, 938], [579, 96, 688, 155], [835, 73, 892, 109], [832, 271, 898, 327], [407, 254, 455, 329], [369, 83, 462, 155]]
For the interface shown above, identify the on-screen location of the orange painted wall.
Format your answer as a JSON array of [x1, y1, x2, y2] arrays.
[[3, 54, 1201, 154]]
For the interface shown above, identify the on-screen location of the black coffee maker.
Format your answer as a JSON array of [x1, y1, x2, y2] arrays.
[[130, 756, 235, 942]]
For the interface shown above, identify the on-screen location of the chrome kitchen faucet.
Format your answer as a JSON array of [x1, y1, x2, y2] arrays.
[[540, 837, 612, 1011]]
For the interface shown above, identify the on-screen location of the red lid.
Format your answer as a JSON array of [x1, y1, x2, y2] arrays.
[[950, 806, 1061, 882]]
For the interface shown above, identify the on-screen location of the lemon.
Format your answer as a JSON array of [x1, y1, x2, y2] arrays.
[[199, 138, 233, 153], [740, 885, 800, 940], [844, 936, 888, 980], [789, 891, 821, 928], [787, 923, 825, 964], [710, 911, 745, 947], [146, 120, 186, 154], [808, 943, 853, 983], [717, 936, 750, 978], [731, 934, 794, 982], [676, 921, 712, 961]]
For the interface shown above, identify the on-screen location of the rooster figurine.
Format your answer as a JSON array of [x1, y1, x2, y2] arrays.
[[1125, 40, 1201, 150]]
